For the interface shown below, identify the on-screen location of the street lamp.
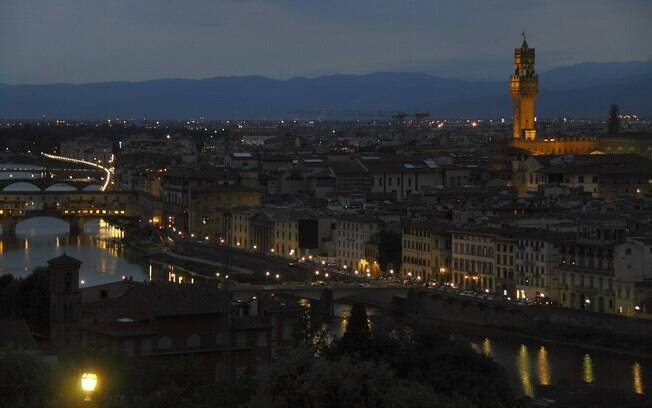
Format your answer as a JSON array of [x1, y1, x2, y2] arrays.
[[80, 372, 98, 402]]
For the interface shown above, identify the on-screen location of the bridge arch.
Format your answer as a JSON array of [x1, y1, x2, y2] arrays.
[[82, 184, 102, 191], [13, 215, 103, 235], [44, 183, 78, 191], [3, 181, 41, 192]]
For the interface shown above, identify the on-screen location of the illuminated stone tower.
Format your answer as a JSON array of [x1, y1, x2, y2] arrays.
[[510, 34, 538, 140]]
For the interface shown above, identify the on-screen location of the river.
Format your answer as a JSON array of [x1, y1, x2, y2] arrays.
[[328, 303, 649, 399], [0, 217, 147, 286], [1, 165, 649, 399]]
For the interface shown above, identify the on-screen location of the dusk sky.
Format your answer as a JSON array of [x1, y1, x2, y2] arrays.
[[1, 0, 651, 84]]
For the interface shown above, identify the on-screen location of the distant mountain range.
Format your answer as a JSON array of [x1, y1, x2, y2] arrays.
[[1, 61, 650, 120]]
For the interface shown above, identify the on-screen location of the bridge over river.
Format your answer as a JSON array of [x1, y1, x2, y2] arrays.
[[0, 190, 162, 235], [230, 283, 411, 310]]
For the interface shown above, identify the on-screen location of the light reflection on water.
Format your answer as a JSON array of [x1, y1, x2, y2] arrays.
[[517, 344, 534, 397], [469, 335, 649, 398], [537, 346, 551, 386], [633, 362, 644, 395], [319, 306, 652, 399], [0, 217, 146, 286], [583, 353, 594, 384]]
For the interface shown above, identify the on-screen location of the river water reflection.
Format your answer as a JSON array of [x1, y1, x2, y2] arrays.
[[0, 217, 146, 286], [324, 305, 649, 399], [468, 335, 648, 398]]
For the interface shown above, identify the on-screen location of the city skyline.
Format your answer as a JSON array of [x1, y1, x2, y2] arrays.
[[1, 0, 651, 84]]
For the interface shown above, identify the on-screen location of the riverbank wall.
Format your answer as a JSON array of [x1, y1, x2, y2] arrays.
[[402, 289, 652, 354]]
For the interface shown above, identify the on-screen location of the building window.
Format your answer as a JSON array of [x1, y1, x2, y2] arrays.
[[257, 331, 268, 347], [124, 339, 135, 356], [186, 334, 201, 348], [236, 333, 247, 347], [158, 336, 172, 350], [141, 338, 152, 355]]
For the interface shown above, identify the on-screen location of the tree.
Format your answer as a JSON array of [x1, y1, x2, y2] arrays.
[[329, 321, 517, 408], [0, 350, 53, 408], [336, 303, 371, 355], [377, 230, 402, 273], [249, 351, 466, 408], [608, 104, 620, 135]]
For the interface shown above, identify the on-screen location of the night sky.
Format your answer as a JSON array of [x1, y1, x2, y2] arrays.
[[1, 0, 651, 84]]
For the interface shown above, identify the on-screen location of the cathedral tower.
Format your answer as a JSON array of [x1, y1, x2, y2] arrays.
[[510, 34, 538, 140]]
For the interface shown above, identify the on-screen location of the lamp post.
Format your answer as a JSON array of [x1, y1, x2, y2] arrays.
[[80, 372, 98, 403]]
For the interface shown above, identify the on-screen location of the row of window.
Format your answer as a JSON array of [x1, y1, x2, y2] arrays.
[[373, 175, 415, 187], [453, 242, 494, 257], [403, 255, 429, 267], [561, 273, 614, 291], [453, 258, 494, 274], [157, 331, 269, 351], [403, 239, 430, 252]]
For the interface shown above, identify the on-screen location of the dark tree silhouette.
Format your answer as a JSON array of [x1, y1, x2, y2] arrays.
[[377, 230, 402, 273], [336, 303, 371, 355]]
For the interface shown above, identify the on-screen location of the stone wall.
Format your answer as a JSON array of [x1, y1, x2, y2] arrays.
[[406, 289, 652, 346]]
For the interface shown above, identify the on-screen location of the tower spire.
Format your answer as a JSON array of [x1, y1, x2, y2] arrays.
[[521, 31, 528, 49]]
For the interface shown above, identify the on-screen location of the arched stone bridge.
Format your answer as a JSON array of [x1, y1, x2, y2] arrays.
[[0, 179, 103, 192], [231, 284, 412, 313], [0, 190, 162, 235]]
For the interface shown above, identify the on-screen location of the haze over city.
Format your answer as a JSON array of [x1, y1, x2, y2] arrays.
[[1, 2, 652, 408], [1, 0, 651, 84]]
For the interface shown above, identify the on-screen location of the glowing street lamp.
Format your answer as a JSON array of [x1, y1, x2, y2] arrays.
[[80, 372, 98, 402]]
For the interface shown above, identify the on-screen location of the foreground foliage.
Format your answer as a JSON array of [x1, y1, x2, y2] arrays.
[[1, 304, 517, 407]]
